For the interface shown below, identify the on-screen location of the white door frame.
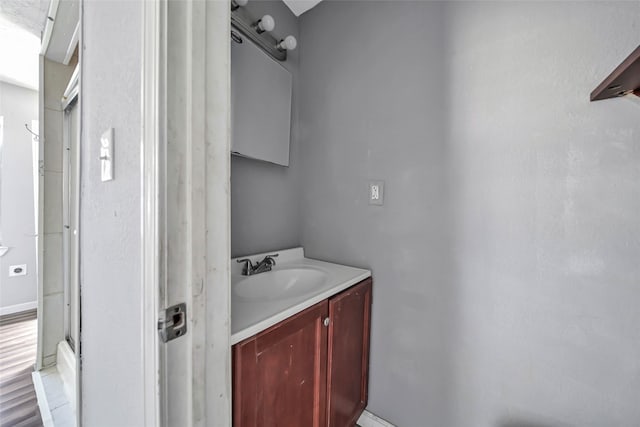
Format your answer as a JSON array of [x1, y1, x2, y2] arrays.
[[203, 1, 233, 423], [36, 56, 45, 371], [141, 0, 163, 424], [61, 67, 81, 424], [141, 1, 232, 425], [61, 65, 79, 351]]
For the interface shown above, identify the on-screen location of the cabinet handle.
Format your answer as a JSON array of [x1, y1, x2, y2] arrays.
[[323, 317, 330, 327]]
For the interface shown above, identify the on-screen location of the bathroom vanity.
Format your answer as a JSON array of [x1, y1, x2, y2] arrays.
[[231, 248, 372, 426]]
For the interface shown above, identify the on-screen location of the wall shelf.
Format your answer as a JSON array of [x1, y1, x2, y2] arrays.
[[591, 45, 640, 101]]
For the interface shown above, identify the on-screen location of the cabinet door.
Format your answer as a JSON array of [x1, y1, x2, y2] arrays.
[[233, 300, 328, 427], [327, 278, 372, 427]]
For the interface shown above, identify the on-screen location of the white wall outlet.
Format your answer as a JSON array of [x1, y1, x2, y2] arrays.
[[100, 128, 114, 182], [369, 180, 384, 206], [9, 264, 27, 277]]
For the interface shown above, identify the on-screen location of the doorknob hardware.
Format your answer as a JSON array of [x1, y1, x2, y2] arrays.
[[323, 317, 330, 327]]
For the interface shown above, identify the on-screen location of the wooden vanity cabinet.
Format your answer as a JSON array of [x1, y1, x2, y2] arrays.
[[232, 278, 372, 427], [327, 279, 372, 426], [233, 300, 328, 427]]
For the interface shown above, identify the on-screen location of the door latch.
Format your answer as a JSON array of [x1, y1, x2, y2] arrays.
[[159, 303, 187, 343]]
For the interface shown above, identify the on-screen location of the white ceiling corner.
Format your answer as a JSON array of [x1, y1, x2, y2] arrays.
[[0, 0, 49, 38], [282, 0, 323, 17], [0, 0, 49, 90]]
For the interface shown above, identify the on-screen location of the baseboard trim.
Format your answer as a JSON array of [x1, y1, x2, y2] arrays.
[[0, 301, 37, 316], [357, 409, 396, 427]]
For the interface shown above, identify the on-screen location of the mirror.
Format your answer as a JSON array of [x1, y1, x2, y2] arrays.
[[231, 30, 292, 166]]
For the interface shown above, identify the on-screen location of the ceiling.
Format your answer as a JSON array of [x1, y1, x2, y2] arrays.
[[0, 0, 49, 90], [282, 0, 323, 17], [0, 0, 49, 37]]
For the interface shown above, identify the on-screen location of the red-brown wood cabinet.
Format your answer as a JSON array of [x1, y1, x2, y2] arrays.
[[233, 278, 372, 427]]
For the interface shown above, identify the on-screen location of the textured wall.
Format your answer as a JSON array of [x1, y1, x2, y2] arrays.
[[80, 1, 144, 425], [231, 0, 301, 257], [0, 82, 38, 311], [445, 3, 640, 426], [299, 1, 640, 426]]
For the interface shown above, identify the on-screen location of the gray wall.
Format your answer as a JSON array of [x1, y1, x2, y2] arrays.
[[0, 82, 38, 312], [444, 3, 640, 426], [299, 2, 452, 424], [299, 1, 640, 426], [81, 1, 144, 424], [231, 0, 301, 257]]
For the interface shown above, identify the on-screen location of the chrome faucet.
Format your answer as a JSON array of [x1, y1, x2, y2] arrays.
[[237, 254, 279, 276]]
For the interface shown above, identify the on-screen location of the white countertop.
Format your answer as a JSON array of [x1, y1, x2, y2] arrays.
[[231, 247, 371, 345]]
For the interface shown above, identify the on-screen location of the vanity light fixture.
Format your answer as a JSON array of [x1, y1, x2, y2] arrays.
[[277, 35, 297, 52], [231, 0, 248, 11], [255, 15, 275, 34], [230, 5, 296, 61]]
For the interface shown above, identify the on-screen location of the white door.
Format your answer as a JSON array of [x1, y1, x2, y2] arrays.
[[142, 1, 231, 425]]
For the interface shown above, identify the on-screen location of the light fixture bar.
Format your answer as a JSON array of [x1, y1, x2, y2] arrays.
[[231, 9, 286, 62]]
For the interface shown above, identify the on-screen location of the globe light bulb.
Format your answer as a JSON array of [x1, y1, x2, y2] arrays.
[[256, 15, 275, 33], [231, 0, 248, 10], [277, 35, 297, 52]]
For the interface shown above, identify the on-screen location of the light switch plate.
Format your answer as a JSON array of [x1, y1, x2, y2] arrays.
[[369, 180, 384, 206], [9, 264, 27, 277], [100, 128, 114, 182]]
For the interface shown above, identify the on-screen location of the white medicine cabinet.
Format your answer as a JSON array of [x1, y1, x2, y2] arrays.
[[231, 30, 293, 166]]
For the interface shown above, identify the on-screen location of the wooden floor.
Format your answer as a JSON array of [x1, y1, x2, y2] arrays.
[[0, 310, 43, 427]]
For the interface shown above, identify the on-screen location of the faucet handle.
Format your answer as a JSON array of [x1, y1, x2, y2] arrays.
[[236, 258, 254, 275], [264, 254, 279, 266]]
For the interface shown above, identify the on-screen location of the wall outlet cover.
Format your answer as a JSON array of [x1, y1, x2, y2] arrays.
[[369, 180, 384, 206], [9, 264, 27, 277]]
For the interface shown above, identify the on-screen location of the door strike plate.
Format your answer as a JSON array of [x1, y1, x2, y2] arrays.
[[159, 303, 187, 343]]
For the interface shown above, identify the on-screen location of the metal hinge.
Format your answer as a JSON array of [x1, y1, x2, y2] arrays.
[[158, 303, 187, 343]]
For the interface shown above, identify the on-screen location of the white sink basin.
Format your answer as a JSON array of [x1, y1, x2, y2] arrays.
[[230, 247, 371, 344], [233, 266, 328, 301]]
